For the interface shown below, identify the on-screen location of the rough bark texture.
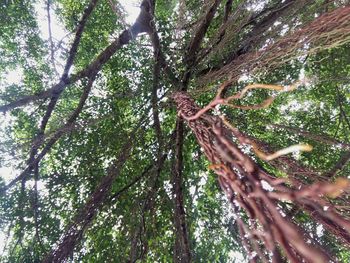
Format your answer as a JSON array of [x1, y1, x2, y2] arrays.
[[172, 119, 192, 263], [42, 124, 141, 262], [172, 91, 350, 262]]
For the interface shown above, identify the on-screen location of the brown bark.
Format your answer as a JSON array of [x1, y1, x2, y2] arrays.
[[182, 0, 222, 89], [199, 5, 350, 85], [234, 132, 350, 247], [172, 91, 347, 262], [323, 151, 350, 177], [42, 122, 142, 263], [1, 75, 97, 194], [198, 0, 309, 76], [0, 0, 158, 195], [0, 0, 152, 113], [223, 0, 233, 22], [185, 0, 222, 67], [43, 167, 124, 263], [271, 124, 350, 150], [222, 0, 305, 67], [172, 119, 191, 263]]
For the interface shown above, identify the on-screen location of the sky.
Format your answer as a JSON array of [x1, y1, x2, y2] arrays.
[[0, 0, 142, 254], [118, 0, 141, 24], [1, 1, 142, 181], [0, 1, 247, 259]]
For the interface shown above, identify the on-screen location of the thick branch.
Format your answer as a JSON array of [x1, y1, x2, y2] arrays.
[[62, 0, 99, 78], [0, 75, 97, 194], [37, 0, 99, 136], [323, 151, 350, 178], [0, 0, 97, 115], [173, 91, 337, 262], [0, 0, 152, 113], [199, 5, 350, 84], [223, 0, 233, 22], [185, 0, 222, 67], [42, 119, 143, 263], [147, 7, 181, 88], [272, 124, 350, 150], [198, 0, 310, 77], [151, 47, 163, 149], [172, 118, 191, 263], [224, 0, 299, 63], [0, 0, 157, 195]]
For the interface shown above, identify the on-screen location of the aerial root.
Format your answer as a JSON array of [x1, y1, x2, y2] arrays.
[[185, 79, 306, 121]]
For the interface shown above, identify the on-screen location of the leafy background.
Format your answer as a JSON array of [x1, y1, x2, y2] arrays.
[[0, 0, 349, 262]]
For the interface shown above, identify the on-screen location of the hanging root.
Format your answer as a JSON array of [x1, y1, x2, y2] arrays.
[[220, 111, 313, 161], [185, 79, 305, 121], [200, 6, 350, 85], [173, 91, 350, 262], [254, 144, 313, 161]]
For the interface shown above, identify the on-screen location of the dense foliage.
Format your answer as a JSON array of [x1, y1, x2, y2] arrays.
[[0, 0, 350, 262]]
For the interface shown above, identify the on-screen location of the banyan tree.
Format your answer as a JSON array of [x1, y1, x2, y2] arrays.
[[1, 0, 350, 262]]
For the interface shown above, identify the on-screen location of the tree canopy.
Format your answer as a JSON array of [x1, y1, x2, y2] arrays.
[[0, 0, 350, 262]]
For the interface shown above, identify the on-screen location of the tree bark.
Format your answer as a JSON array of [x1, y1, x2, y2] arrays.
[[172, 119, 191, 263], [42, 122, 142, 263]]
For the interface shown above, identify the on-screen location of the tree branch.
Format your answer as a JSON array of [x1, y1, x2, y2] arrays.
[[42, 116, 145, 263], [0, 75, 97, 194], [323, 151, 350, 178], [62, 0, 100, 78], [223, 0, 233, 22], [0, 0, 98, 117], [147, 4, 181, 89], [271, 124, 350, 150], [151, 44, 163, 149], [172, 118, 191, 263], [182, 0, 222, 89], [32, 165, 45, 254], [184, 0, 222, 67], [197, 0, 311, 77], [0, 0, 153, 113]]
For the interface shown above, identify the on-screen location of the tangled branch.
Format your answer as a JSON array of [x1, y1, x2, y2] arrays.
[[201, 5, 350, 85], [185, 79, 305, 121], [173, 91, 350, 262]]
